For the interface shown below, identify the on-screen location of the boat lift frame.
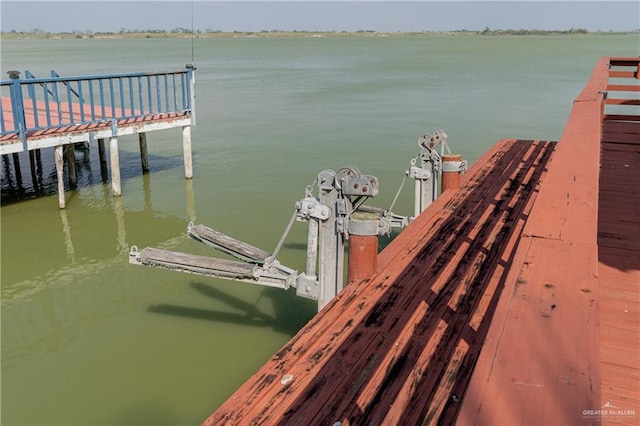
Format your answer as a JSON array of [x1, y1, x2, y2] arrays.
[[129, 130, 465, 311]]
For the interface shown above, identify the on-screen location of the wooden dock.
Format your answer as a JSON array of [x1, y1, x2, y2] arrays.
[[597, 58, 640, 421], [202, 57, 639, 425], [1, 67, 196, 207]]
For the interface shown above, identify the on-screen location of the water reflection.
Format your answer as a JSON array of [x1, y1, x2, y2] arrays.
[[142, 172, 152, 212], [113, 196, 128, 255], [0, 140, 183, 206], [59, 208, 76, 263], [186, 178, 196, 223], [28, 149, 45, 192]]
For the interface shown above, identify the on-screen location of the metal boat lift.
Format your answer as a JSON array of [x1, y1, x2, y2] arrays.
[[129, 130, 465, 311]]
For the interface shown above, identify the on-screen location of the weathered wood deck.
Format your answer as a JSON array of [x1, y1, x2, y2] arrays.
[[597, 71, 640, 420], [201, 57, 639, 425]]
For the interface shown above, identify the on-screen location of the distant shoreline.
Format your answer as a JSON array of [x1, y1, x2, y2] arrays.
[[2, 29, 637, 40]]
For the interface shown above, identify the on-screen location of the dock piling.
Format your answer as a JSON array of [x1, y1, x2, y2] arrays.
[[182, 125, 193, 179], [28, 150, 38, 191], [65, 145, 77, 188], [11, 153, 22, 185], [54, 145, 65, 208], [97, 138, 108, 183], [139, 133, 150, 173], [109, 136, 121, 196]]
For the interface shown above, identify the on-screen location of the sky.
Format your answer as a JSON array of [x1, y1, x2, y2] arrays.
[[1, 1, 639, 33]]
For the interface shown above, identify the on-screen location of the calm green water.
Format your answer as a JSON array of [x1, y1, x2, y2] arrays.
[[1, 34, 638, 425]]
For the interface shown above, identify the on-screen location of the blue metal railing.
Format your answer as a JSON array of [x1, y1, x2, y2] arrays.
[[1, 65, 195, 146]]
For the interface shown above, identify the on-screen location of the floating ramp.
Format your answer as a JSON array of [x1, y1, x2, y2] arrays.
[[130, 247, 256, 279], [130, 224, 294, 289], [187, 224, 271, 264]]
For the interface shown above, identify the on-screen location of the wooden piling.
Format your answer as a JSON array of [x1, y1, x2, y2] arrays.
[[54, 145, 65, 208], [65, 145, 77, 188], [29, 150, 39, 191], [182, 125, 193, 179], [11, 152, 22, 184], [109, 136, 121, 196], [98, 138, 108, 183], [139, 132, 150, 173]]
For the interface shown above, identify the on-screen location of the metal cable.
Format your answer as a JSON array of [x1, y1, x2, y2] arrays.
[[388, 171, 408, 213], [270, 209, 298, 260]]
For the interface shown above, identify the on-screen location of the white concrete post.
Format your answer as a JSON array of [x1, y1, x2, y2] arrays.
[[54, 145, 65, 208], [109, 136, 121, 196], [182, 125, 193, 179]]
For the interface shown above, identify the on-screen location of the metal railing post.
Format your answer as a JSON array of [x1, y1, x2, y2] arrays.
[[186, 63, 196, 125], [7, 71, 28, 150]]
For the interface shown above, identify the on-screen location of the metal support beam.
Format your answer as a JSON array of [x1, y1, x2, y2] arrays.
[[317, 170, 343, 310]]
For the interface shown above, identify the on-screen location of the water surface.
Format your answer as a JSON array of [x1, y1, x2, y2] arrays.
[[2, 34, 637, 425]]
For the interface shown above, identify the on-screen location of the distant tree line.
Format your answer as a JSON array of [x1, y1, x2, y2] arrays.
[[480, 27, 590, 35], [2, 27, 637, 39]]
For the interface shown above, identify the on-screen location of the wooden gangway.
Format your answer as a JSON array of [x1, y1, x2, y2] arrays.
[[203, 57, 639, 425], [1, 67, 196, 207]]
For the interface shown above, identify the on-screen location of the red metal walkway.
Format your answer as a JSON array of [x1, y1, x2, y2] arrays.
[[202, 57, 639, 425]]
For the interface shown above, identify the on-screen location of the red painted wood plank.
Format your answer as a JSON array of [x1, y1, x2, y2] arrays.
[[608, 85, 640, 92], [606, 98, 640, 106], [601, 363, 640, 391], [610, 71, 638, 79], [605, 114, 640, 122], [610, 58, 640, 67], [604, 120, 640, 135]]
